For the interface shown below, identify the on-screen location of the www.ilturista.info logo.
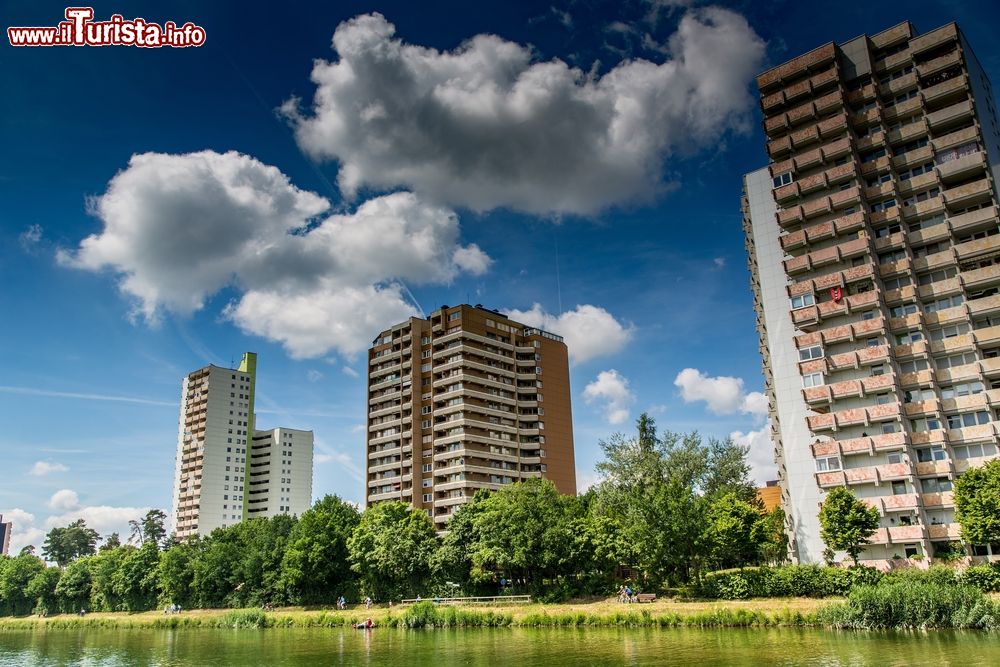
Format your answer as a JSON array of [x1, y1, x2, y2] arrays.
[[8, 7, 206, 48]]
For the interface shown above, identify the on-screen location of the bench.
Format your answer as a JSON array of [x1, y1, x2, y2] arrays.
[[636, 593, 657, 603]]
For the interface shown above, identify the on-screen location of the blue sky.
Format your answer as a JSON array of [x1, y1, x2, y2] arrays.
[[2, 0, 999, 552]]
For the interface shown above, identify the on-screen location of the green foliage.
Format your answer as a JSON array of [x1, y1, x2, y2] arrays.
[[280, 495, 360, 604], [954, 458, 1000, 546], [818, 487, 880, 565], [25, 566, 61, 614], [821, 580, 999, 629], [42, 519, 100, 567], [697, 565, 882, 599], [54, 558, 93, 613], [348, 501, 438, 601], [219, 608, 269, 629], [962, 562, 1000, 592], [112, 542, 161, 611], [0, 554, 47, 616]]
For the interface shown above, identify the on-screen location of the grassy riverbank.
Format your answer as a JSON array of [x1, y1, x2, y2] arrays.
[[0, 597, 837, 630]]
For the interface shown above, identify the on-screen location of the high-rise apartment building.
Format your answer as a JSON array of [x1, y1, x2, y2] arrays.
[[0, 515, 11, 555], [171, 353, 314, 539], [248, 427, 314, 519], [366, 304, 576, 527], [744, 22, 1000, 566]]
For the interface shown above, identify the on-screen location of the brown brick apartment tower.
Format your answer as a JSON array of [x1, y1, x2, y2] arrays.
[[365, 304, 577, 527]]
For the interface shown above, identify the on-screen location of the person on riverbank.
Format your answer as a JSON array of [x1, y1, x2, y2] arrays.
[[364, 596, 373, 609]]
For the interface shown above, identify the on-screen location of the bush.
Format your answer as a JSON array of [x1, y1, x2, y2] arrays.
[[820, 581, 999, 630], [219, 609, 268, 629], [962, 562, 1000, 593], [697, 565, 882, 599]]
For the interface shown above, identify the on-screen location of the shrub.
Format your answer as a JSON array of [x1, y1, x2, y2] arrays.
[[821, 580, 999, 630], [962, 562, 1000, 593], [697, 565, 881, 599], [219, 609, 268, 629]]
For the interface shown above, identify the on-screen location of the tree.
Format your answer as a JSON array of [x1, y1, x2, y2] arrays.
[[156, 539, 198, 607], [55, 557, 93, 612], [281, 495, 360, 603], [101, 533, 122, 551], [466, 479, 582, 597], [432, 492, 488, 594], [348, 502, 438, 601], [818, 487, 880, 565], [112, 542, 161, 611], [753, 507, 789, 565], [129, 510, 168, 548], [42, 519, 100, 566], [0, 554, 46, 615], [25, 567, 61, 614], [954, 458, 1000, 547], [707, 493, 764, 570]]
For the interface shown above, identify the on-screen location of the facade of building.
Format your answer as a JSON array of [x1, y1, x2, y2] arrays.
[[171, 353, 314, 539], [366, 304, 576, 527], [0, 515, 11, 555], [248, 427, 314, 520], [744, 22, 1000, 566], [757, 481, 783, 513]]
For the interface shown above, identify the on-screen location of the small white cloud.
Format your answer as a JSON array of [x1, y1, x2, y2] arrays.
[[583, 369, 635, 425], [576, 469, 600, 493], [342, 366, 360, 379], [674, 368, 767, 417], [19, 224, 43, 252], [729, 423, 777, 486], [48, 489, 80, 512], [1, 508, 45, 553], [713, 257, 726, 268], [507, 303, 633, 364], [350, 424, 365, 433], [306, 369, 324, 383], [30, 461, 69, 476]]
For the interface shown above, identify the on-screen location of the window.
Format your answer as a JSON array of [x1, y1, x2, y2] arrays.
[[773, 172, 793, 188], [954, 443, 998, 460], [916, 446, 946, 463], [881, 422, 900, 434], [898, 162, 933, 181], [879, 249, 907, 264], [936, 352, 978, 370], [945, 411, 991, 429], [421, 419, 432, 429], [874, 223, 902, 239], [422, 463, 433, 473], [883, 276, 911, 290], [940, 381, 984, 399], [892, 480, 908, 495], [887, 453, 903, 465], [422, 479, 433, 488], [929, 323, 970, 342], [422, 493, 433, 503], [790, 293, 815, 310], [890, 303, 919, 318], [874, 393, 895, 405], [803, 373, 824, 388], [871, 198, 897, 213], [908, 214, 946, 233], [898, 359, 930, 373], [910, 417, 942, 432], [421, 405, 432, 415], [921, 477, 953, 493], [870, 364, 886, 376], [799, 345, 823, 361], [816, 456, 841, 472], [904, 388, 934, 403], [924, 294, 963, 313], [448, 312, 461, 321], [895, 331, 923, 345]]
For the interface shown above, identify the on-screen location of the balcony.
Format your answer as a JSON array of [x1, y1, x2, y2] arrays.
[[922, 491, 955, 508], [955, 233, 1000, 262], [927, 523, 962, 540], [916, 49, 962, 79], [806, 402, 901, 433], [909, 23, 958, 57], [943, 177, 993, 210], [888, 525, 927, 543], [926, 99, 974, 132]]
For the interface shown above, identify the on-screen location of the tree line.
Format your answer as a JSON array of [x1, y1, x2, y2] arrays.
[[0, 416, 791, 615]]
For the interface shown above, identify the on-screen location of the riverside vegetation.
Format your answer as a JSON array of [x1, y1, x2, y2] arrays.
[[3, 415, 1000, 631]]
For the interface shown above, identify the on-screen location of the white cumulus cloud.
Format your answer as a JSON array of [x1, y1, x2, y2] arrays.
[[59, 151, 491, 359], [584, 369, 635, 425], [48, 489, 80, 512], [507, 303, 632, 364], [673, 368, 768, 416], [30, 461, 69, 476], [0, 508, 44, 555], [729, 423, 778, 486], [284, 9, 765, 215]]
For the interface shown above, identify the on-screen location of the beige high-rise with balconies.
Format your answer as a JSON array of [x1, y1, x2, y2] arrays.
[[744, 22, 1000, 566], [365, 304, 576, 527]]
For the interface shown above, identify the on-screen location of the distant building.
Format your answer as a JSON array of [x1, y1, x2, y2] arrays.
[[248, 427, 314, 519], [366, 304, 576, 527], [171, 353, 315, 539], [0, 515, 11, 555], [744, 21, 1000, 565], [757, 481, 782, 513]]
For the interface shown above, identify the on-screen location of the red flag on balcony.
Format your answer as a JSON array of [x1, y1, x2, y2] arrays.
[[830, 286, 843, 302]]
